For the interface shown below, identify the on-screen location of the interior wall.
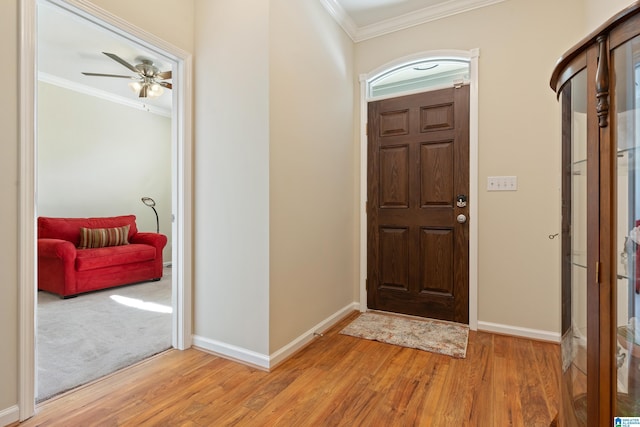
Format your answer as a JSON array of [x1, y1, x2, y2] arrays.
[[87, 0, 195, 54], [37, 82, 172, 261], [0, 0, 18, 416], [585, 0, 633, 33], [193, 0, 270, 354], [269, 0, 356, 352], [355, 0, 585, 335]]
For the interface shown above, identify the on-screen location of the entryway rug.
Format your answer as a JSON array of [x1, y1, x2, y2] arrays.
[[340, 311, 469, 358]]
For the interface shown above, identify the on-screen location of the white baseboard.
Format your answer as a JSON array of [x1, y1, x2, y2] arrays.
[[192, 302, 360, 370], [269, 302, 360, 368], [192, 335, 270, 370], [0, 405, 19, 427], [478, 321, 560, 343]]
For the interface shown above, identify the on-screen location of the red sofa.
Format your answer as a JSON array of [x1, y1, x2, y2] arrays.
[[38, 215, 167, 297]]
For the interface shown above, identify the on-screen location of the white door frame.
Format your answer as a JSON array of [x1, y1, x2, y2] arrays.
[[358, 49, 479, 330], [19, 0, 193, 419]]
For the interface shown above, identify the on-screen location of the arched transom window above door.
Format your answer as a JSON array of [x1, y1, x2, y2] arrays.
[[369, 59, 470, 99]]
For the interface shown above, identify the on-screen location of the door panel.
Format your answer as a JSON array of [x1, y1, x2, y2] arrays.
[[419, 227, 454, 295], [379, 146, 409, 208], [367, 86, 470, 323], [380, 109, 410, 136], [421, 141, 454, 206], [421, 103, 454, 131], [379, 227, 409, 290]]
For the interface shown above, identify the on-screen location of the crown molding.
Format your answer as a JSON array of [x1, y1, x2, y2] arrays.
[[319, 0, 358, 41], [38, 72, 172, 117], [322, 0, 507, 43]]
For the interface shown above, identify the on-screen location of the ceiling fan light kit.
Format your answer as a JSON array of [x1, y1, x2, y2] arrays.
[[82, 52, 172, 99], [128, 80, 164, 98]]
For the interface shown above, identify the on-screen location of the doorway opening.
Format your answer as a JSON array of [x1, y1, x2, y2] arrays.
[[19, 0, 193, 419], [358, 49, 479, 329]]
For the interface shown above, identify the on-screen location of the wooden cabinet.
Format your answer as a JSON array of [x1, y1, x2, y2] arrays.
[[551, 2, 640, 425]]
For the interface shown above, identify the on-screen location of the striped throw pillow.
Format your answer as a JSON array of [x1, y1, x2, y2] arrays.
[[78, 225, 130, 249]]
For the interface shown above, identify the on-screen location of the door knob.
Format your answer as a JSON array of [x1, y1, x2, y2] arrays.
[[456, 214, 467, 224]]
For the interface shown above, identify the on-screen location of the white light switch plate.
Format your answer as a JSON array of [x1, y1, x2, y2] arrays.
[[487, 176, 517, 191]]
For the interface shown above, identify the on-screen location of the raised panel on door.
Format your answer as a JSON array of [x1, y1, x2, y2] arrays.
[[380, 109, 409, 137], [379, 227, 409, 291], [419, 227, 454, 295], [421, 141, 454, 207], [420, 103, 454, 132], [379, 146, 409, 209]]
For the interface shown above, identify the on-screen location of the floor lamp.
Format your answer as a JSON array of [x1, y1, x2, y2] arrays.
[[141, 197, 159, 233]]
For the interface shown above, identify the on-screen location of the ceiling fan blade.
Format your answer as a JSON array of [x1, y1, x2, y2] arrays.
[[159, 82, 172, 90], [139, 84, 149, 98], [102, 52, 139, 74], [81, 72, 133, 79], [157, 70, 172, 80]]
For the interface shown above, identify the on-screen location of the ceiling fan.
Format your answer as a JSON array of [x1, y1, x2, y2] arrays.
[[81, 52, 172, 98]]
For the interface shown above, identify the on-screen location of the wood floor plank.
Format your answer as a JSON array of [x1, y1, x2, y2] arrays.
[[532, 339, 561, 420], [514, 339, 553, 427], [299, 350, 381, 425], [15, 311, 560, 427], [493, 334, 526, 427], [401, 355, 450, 425], [359, 369, 421, 425], [466, 331, 494, 426], [436, 358, 478, 424], [305, 374, 377, 426]]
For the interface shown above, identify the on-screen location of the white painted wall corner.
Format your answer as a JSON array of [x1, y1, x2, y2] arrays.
[[192, 302, 360, 371], [269, 302, 359, 368]]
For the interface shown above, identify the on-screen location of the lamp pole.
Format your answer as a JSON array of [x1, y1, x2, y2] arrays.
[[141, 197, 159, 233]]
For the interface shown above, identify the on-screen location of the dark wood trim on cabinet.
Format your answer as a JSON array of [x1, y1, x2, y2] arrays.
[[585, 45, 605, 426], [595, 36, 610, 128], [550, 1, 640, 91]]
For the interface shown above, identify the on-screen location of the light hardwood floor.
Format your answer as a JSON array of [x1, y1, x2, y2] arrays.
[[14, 311, 560, 426]]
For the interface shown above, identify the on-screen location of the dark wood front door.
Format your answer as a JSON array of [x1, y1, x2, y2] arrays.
[[367, 85, 470, 324]]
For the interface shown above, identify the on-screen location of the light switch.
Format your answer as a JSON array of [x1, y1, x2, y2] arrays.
[[487, 176, 518, 191]]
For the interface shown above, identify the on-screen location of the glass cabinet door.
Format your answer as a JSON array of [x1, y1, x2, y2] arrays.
[[613, 34, 640, 417], [562, 68, 588, 425]]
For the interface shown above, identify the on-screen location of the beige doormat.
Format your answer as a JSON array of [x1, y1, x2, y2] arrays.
[[340, 311, 469, 358]]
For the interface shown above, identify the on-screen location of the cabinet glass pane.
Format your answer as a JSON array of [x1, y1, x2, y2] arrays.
[[561, 68, 588, 425], [614, 35, 640, 416]]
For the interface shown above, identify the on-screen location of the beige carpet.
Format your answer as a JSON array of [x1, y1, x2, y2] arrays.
[[37, 268, 172, 402], [340, 311, 469, 358]]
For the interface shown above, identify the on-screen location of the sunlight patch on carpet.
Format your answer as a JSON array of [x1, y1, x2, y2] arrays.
[[340, 311, 469, 358], [110, 295, 173, 313]]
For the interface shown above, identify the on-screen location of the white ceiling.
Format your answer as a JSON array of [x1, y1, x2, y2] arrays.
[[38, 1, 174, 115], [337, 0, 459, 27], [37, 0, 502, 110], [326, 0, 506, 41]]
